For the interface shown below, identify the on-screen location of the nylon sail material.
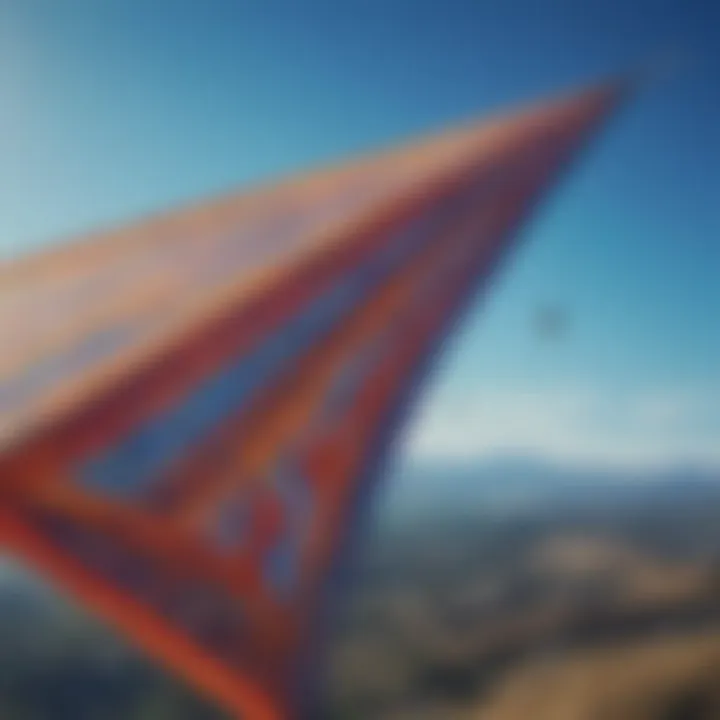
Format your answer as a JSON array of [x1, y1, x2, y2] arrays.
[[0, 82, 625, 719]]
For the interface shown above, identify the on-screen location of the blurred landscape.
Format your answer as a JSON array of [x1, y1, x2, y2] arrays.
[[326, 459, 720, 719], [3, 458, 720, 719]]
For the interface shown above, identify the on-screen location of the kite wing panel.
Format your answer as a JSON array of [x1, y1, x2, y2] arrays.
[[0, 83, 623, 718]]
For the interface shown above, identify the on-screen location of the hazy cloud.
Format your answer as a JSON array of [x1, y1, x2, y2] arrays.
[[403, 384, 720, 470]]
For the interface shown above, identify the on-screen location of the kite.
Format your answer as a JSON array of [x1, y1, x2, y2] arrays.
[[0, 80, 625, 718]]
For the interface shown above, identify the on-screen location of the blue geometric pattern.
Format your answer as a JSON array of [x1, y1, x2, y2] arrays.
[[77, 201, 457, 498]]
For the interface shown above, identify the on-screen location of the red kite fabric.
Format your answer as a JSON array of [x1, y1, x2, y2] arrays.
[[0, 82, 624, 718]]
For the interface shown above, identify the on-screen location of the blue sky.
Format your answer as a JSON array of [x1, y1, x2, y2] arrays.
[[0, 0, 718, 469]]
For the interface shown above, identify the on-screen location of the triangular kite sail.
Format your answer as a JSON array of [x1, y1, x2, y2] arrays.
[[0, 81, 625, 718]]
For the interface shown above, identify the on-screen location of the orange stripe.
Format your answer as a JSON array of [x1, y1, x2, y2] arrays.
[[0, 123, 496, 462], [168, 197, 481, 530], [0, 193, 481, 663], [0, 508, 285, 720]]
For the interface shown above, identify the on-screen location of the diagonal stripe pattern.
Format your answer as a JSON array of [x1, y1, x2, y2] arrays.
[[0, 81, 625, 719]]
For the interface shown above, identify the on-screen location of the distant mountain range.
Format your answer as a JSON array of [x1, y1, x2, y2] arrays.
[[380, 455, 720, 521]]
